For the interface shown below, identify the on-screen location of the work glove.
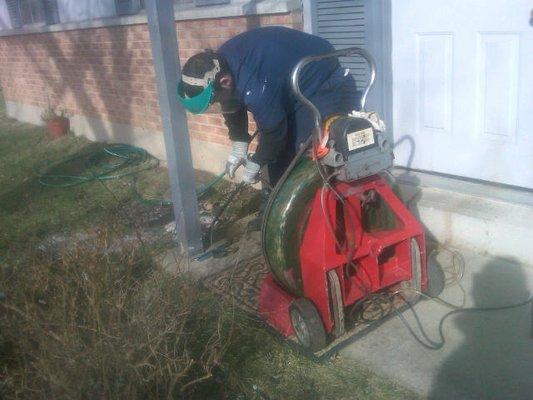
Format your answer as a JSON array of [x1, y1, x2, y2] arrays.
[[242, 158, 261, 185], [225, 141, 249, 179]]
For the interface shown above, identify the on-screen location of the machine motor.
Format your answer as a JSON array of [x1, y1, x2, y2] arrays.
[[321, 111, 393, 182]]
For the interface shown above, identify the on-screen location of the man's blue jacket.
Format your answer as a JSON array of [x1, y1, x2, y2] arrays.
[[218, 26, 358, 175]]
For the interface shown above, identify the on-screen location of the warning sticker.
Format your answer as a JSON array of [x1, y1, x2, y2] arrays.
[[347, 127, 374, 151]]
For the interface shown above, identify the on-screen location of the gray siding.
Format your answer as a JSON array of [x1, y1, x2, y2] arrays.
[[312, 0, 392, 133]]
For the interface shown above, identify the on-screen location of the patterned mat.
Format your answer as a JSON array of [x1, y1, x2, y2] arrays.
[[203, 254, 268, 314]]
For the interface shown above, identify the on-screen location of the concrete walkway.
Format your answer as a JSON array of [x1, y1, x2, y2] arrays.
[[340, 247, 533, 400]]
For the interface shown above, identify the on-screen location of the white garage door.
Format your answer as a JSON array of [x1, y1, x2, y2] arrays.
[[392, 0, 533, 189]]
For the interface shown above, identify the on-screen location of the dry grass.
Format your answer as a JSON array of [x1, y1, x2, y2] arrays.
[[0, 234, 233, 399]]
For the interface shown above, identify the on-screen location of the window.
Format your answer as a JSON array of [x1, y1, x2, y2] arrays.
[[115, 0, 142, 16], [6, 0, 59, 28]]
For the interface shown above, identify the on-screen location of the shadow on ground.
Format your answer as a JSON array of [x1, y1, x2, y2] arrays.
[[429, 257, 532, 400]]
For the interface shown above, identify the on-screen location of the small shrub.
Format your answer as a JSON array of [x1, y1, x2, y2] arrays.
[[40, 107, 68, 122]]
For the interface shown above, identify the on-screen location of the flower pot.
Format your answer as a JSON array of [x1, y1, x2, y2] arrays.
[[46, 117, 70, 139]]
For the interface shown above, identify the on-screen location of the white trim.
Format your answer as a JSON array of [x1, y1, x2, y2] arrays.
[[0, 0, 301, 37], [301, 0, 313, 34]]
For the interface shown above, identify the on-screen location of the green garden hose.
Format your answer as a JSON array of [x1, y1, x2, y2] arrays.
[[38, 143, 225, 204], [38, 144, 158, 188]]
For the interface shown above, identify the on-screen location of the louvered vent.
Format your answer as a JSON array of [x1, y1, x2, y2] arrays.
[[115, 0, 142, 15], [315, 0, 369, 89], [43, 0, 60, 25], [6, 0, 22, 28]]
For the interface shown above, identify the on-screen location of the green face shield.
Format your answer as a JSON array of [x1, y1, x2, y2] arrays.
[[177, 81, 214, 115]]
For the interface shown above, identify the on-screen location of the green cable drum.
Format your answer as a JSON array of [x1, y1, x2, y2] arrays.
[[262, 156, 322, 297]]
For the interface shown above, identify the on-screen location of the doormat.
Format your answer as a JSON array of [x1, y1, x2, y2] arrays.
[[202, 254, 268, 314]]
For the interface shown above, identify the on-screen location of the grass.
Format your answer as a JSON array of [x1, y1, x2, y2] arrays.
[[0, 94, 419, 399]]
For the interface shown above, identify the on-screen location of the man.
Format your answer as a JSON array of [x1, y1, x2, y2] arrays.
[[177, 26, 358, 187]]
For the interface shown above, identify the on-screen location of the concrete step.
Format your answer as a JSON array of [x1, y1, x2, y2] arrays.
[[388, 168, 533, 267]]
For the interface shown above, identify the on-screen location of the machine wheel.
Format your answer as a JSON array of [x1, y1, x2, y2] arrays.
[[289, 298, 327, 352], [424, 251, 446, 297], [400, 238, 423, 303]]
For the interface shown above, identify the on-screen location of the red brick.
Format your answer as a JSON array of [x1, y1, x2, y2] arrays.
[[0, 12, 301, 138]]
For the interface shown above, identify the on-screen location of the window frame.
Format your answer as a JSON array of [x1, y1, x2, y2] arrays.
[[192, 0, 230, 6], [6, 0, 59, 28]]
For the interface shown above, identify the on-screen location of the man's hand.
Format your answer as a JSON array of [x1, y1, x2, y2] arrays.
[[242, 158, 261, 184], [225, 141, 249, 179]]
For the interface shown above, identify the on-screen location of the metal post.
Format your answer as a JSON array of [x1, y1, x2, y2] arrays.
[[145, 0, 203, 256]]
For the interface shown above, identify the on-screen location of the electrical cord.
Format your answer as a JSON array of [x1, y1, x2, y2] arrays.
[[433, 247, 465, 288], [373, 171, 533, 349], [389, 289, 532, 350], [320, 164, 531, 350]]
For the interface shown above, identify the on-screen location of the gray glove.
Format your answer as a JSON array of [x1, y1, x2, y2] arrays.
[[242, 158, 261, 184], [225, 141, 248, 179]]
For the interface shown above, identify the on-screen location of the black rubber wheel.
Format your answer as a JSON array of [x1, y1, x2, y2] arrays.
[[425, 252, 446, 297], [400, 238, 423, 303], [289, 298, 327, 352]]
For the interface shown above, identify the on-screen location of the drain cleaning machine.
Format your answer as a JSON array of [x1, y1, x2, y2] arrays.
[[259, 47, 428, 352]]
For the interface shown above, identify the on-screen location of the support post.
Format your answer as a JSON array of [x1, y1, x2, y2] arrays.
[[145, 0, 203, 256]]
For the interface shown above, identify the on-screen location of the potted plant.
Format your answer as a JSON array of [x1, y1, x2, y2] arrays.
[[41, 107, 70, 139]]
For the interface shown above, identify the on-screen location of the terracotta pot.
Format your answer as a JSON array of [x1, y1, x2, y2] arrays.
[[46, 117, 70, 139]]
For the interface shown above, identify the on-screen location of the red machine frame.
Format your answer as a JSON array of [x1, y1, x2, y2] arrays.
[[258, 174, 427, 339]]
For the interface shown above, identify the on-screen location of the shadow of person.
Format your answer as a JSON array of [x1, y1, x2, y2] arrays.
[[384, 134, 451, 296], [429, 258, 533, 399], [387, 136, 424, 221]]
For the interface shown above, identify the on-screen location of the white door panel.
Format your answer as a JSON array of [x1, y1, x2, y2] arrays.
[[393, 0, 533, 188]]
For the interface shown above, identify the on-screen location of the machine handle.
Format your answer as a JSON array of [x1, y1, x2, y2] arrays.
[[290, 47, 376, 142]]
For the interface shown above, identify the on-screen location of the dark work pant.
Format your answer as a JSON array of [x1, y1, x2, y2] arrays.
[[266, 70, 359, 187], [265, 106, 309, 187]]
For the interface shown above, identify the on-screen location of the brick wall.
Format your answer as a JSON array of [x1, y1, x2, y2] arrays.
[[0, 12, 302, 149]]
